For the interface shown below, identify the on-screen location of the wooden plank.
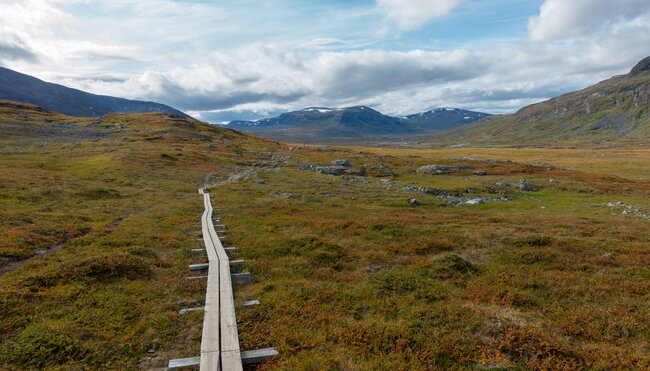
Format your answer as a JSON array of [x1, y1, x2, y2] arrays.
[[229, 259, 244, 266], [169, 356, 200, 370], [224, 247, 237, 253], [189, 263, 209, 271], [186, 275, 208, 280], [231, 272, 251, 284], [200, 192, 243, 370], [240, 348, 279, 365]]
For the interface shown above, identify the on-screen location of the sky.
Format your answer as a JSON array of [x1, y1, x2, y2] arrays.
[[1, 0, 650, 123]]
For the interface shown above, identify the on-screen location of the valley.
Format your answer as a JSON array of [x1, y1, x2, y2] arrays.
[[0, 101, 648, 369]]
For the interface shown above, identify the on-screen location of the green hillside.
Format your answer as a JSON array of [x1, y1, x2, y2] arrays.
[[432, 57, 650, 146]]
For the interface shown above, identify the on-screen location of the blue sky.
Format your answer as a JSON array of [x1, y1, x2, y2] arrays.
[[1, 0, 649, 123]]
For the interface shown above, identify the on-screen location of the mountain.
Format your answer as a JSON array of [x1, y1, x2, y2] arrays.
[[402, 108, 490, 131], [0, 66, 189, 118], [228, 106, 490, 143], [433, 57, 650, 146]]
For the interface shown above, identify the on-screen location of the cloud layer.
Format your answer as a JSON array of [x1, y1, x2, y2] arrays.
[[1, 0, 650, 122], [377, 0, 466, 30]]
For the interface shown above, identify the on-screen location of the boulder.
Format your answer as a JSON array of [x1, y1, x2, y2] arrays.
[[410, 198, 420, 207], [518, 180, 537, 191]]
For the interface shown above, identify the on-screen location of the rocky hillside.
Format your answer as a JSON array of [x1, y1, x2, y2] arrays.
[[229, 106, 489, 143], [434, 57, 650, 146], [0, 67, 189, 118]]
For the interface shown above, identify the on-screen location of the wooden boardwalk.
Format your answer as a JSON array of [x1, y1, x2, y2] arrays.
[[198, 189, 242, 371]]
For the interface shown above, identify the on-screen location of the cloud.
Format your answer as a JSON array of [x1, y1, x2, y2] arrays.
[[0, 34, 38, 62], [528, 0, 650, 41], [377, 0, 465, 30]]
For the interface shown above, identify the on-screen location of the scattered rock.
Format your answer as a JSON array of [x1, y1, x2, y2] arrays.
[[416, 164, 474, 174], [331, 159, 351, 167], [601, 253, 613, 261], [495, 182, 515, 187], [19, 113, 28, 119], [255, 179, 266, 184], [314, 166, 346, 175], [410, 198, 420, 207], [321, 192, 335, 198], [147, 349, 155, 354], [344, 168, 365, 176], [299, 163, 313, 170], [464, 198, 485, 205], [341, 176, 369, 183], [549, 178, 558, 183], [280, 192, 294, 199], [518, 180, 537, 191], [474, 171, 488, 176]]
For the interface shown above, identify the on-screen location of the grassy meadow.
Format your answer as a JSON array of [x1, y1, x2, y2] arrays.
[[0, 102, 648, 369]]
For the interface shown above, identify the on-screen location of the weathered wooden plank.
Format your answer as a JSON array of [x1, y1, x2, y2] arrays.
[[240, 348, 279, 365], [189, 263, 209, 271], [186, 275, 208, 280], [169, 356, 200, 370], [231, 272, 251, 284], [229, 259, 244, 266]]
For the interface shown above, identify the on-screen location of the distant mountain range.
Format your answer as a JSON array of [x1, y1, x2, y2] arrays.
[[432, 56, 650, 146], [228, 106, 489, 142], [0, 67, 189, 118]]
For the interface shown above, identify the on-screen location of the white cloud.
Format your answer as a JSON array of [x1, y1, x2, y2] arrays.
[[528, 0, 650, 41], [377, 0, 465, 30]]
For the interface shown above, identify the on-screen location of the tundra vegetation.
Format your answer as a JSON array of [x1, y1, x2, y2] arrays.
[[0, 101, 648, 369]]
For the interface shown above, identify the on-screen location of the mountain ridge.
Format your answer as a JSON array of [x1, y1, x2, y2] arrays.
[[228, 105, 490, 143], [0, 66, 189, 118]]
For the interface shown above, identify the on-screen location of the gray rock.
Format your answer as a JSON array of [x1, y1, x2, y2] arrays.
[[314, 166, 347, 175], [299, 163, 312, 170], [280, 192, 294, 199], [331, 159, 351, 167], [464, 198, 485, 205], [416, 164, 474, 174], [19, 113, 28, 119], [410, 198, 420, 207], [321, 192, 335, 198], [255, 179, 266, 184], [518, 181, 537, 191], [344, 168, 365, 176], [474, 171, 488, 176], [495, 182, 515, 187]]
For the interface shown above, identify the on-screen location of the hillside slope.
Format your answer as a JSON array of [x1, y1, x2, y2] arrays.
[[0, 67, 189, 118], [229, 106, 489, 143], [434, 57, 650, 146]]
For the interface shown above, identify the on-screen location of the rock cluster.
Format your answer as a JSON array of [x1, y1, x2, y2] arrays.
[[416, 164, 475, 175]]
